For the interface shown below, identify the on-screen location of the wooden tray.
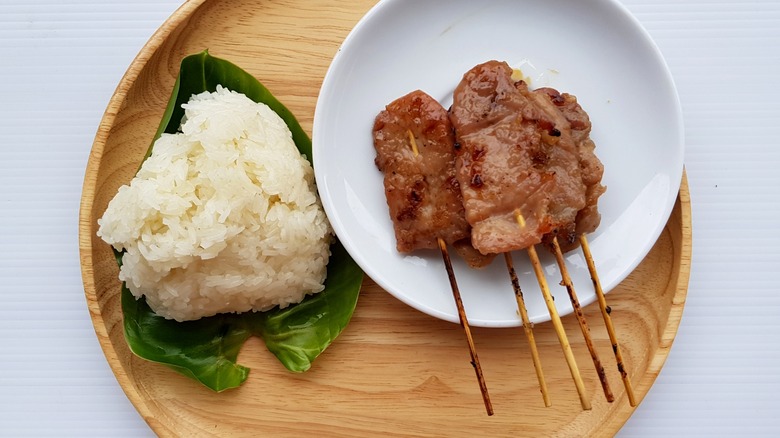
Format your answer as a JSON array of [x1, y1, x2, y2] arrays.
[[79, 0, 692, 435]]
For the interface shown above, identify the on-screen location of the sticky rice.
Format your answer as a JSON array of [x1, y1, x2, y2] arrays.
[[97, 86, 332, 322]]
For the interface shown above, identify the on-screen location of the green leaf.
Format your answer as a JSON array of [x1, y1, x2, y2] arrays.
[[150, 50, 311, 162], [119, 50, 363, 391], [246, 242, 363, 372], [122, 283, 251, 392]]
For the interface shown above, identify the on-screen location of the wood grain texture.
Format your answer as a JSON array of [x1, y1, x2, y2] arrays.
[[78, 0, 691, 436]]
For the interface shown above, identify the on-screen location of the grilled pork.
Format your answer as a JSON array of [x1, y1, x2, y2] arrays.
[[535, 88, 606, 251], [373, 90, 494, 267], [449, 60, 587, 255]]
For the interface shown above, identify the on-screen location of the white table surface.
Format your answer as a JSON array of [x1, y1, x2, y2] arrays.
[[2, 0, 779, 436]]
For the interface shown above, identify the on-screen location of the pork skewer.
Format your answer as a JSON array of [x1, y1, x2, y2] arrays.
[[533, 87, 628, 404], [450, 60, 593, 409], [376, 62, 625, 411], [373, 90, 493, 415], [580, 234, 637, 406]]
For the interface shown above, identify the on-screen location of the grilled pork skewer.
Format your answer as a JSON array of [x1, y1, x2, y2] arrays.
[[374, 62, 630, 411], [449, 60, 597, 409], [373, 90, 493, 415], [534, 88, 629, 403]]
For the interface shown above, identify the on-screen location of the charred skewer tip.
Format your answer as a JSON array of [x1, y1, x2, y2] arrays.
[[437, 237, 494, 416]]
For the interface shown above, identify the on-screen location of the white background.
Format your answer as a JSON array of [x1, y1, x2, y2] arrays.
[[1, 0, 778, 436]]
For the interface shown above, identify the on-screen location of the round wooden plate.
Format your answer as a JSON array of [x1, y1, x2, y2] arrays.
[[79, 0, 691, 436]]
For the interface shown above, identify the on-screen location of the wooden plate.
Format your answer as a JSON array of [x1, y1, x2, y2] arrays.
[[79, 0, 691, 435]]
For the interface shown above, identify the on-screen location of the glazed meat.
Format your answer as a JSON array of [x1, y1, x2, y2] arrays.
[[535, 88, 606, 251], [373, 90, 493, 265], [373, 90, 495, 267], [449, 61, 587, 255]]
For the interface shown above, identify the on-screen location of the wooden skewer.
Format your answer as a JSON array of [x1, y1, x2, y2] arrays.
[[527, 244, 591, 410], [504, 252, 551, 407], [515, 210, 591, 410], [407, 129, 420, 156], [437, 237, 494, 416], [579, 234, 637, 407], [405, 112, 492, 414], [551, 236, 614, 403]]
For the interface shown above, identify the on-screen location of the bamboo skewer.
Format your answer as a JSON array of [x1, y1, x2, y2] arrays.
[[551, 236, 614, 403], [411, 134, 492, 414], [404, 128, 492, 414], [515, 211, 591, 410], [437, 237, 494, 416], [579, 234, 637, 407], [503, 252, 551, 407], [407, 129, 420, 157], [527, 244, 592, 410]]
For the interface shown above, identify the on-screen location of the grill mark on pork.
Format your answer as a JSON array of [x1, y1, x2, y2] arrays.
[[448, 60, 587, 255], [373, 90, 495, 268]]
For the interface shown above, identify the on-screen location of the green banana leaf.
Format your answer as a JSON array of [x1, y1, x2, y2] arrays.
[[119, 51, 363, 392]]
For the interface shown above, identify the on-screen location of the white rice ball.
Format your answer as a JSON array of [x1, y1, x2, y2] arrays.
[[97, 86, 332, 322]]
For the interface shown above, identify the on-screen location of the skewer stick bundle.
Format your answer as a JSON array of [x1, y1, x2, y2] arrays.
[[515, 211, 591, 410]]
